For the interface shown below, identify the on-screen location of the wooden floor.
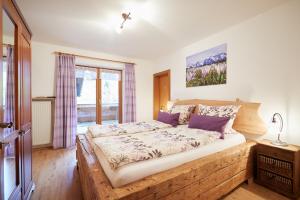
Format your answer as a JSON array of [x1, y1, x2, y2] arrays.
[[31, 148, 290, 200]]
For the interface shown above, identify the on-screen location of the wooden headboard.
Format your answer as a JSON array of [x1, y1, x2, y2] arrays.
[[174, 98, 267, 135]]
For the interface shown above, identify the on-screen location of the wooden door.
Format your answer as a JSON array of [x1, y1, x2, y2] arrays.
[[1, 0, 33, 199], [153, 70, 170, 119], [20, 34, 33, 199]]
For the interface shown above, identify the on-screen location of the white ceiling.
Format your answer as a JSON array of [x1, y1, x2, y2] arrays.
[[15, 0, 288, 59]]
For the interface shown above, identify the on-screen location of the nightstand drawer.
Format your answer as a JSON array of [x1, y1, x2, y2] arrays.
[[255, 140, 300, 199], [257, 145, 294, 161], [257, 169, 293, 194], [258, 154, 293, 178]]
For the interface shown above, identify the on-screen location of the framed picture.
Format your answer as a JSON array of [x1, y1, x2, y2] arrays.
[[186, 43, 227, 87]]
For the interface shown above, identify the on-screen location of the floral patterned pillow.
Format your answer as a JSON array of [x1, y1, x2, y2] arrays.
[[170, 105, 196, 124], [198, 104, 241, 133]]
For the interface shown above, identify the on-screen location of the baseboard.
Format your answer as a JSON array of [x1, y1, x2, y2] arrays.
[[32, 143, 52, 149]]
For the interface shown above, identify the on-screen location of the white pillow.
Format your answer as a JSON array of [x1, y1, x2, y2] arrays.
[[198, 104, 241, 133], [170, 105, 196, 125]]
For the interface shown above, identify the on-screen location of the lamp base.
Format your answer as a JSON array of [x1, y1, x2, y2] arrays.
[[271, 140, 288, 147]]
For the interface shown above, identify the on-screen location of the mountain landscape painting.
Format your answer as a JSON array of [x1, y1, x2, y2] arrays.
[[186, 44, 227, 87]]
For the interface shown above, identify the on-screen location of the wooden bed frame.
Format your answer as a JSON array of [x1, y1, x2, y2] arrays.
[[76, 98, 266, 200]]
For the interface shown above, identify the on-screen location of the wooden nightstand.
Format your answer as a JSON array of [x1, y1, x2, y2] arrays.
[[255, 140, 300, 199]]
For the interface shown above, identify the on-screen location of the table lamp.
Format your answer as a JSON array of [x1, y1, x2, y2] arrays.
[[271, 113, 288, 146]]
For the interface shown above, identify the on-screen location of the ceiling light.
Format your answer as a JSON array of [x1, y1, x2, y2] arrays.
[[120, 12, 131, 29]]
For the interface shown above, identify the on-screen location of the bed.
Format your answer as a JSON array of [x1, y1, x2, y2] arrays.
[[76, 98, 267, 200]]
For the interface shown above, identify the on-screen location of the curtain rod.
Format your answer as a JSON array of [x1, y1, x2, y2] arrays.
[[76, 64, 123, 72], [53, 51, 135, 65]]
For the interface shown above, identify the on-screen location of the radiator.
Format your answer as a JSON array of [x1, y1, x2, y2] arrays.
[[32, 98, 55, 147]]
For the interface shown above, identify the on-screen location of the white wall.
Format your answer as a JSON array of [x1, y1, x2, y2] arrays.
[[31, 41, 154, 122], [154, 0, 300, 145]]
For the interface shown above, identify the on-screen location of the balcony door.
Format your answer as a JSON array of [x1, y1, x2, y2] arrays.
[[76, 66, 122, 133]]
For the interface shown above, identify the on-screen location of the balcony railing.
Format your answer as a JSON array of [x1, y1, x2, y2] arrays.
[[77, 103, 119, 123]]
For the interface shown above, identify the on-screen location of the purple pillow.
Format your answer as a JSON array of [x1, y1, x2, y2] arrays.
[[188, 114, 230, 139], [157, 112, 180, 127]]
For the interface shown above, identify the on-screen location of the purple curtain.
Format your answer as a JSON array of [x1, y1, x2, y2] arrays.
[[4, 45, 15, 156], [53, 54, 77, 149], [123, 63, 136, 123]]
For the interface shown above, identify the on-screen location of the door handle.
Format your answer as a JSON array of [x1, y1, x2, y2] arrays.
[[18, 130, 25, 136], [0, 122, 13, 128]]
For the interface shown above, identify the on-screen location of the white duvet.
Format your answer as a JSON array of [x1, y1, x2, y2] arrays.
[[88, 120, 172, 138], [91, 126, 246, 187]]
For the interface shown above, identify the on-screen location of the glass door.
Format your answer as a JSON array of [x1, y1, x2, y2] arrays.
[[75, 66, 122, 132], [1, 9, 21, 200], [100, 69, 122, 125], [75, 67, 97, 134]]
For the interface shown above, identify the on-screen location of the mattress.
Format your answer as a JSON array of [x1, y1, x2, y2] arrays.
[[91, 128, 246, 188]]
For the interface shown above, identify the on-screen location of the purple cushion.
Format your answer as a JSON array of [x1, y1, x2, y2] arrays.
[[188, 114, 230, 139], [157, 112, 180, 127]]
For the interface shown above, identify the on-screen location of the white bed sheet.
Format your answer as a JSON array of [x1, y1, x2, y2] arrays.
[[92, 129, 246, 188]]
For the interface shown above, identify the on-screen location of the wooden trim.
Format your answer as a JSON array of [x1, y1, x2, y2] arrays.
[[54, 51, 135, 65], [153, 69, 171, 119], [153, 76, 159, 119], [3, 0, 31, 41], [76, 134, 256, 200], [96, 72, 101, 124], [153, 69, 171, 78], [11, 0, 32, 36], [118, 79, 123, 123]]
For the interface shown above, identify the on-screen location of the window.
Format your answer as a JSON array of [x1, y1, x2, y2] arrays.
[[75, 66, 122, 133]]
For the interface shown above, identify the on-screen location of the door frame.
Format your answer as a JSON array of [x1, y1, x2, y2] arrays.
[[153, 69, 170, 119], [76, 65, 123, 124]]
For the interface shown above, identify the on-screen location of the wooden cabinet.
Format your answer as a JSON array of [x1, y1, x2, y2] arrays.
[[0, 0, 33, 200], [255, 140, 300, 199]]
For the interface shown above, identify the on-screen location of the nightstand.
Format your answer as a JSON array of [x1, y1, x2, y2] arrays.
[[255, 140, 300, 199]]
